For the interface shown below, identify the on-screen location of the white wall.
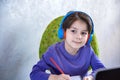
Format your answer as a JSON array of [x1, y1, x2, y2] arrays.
[[0, 0, 120, 80]]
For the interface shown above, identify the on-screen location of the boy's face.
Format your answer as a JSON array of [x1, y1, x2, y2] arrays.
[[65, 20, 88, 50]]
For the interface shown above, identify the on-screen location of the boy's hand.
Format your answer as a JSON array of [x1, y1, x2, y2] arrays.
[[49, 74, 71, 80], [83, 75, 94, 80]]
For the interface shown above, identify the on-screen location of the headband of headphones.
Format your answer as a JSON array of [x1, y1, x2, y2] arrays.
[[58, 11, 94, 44]]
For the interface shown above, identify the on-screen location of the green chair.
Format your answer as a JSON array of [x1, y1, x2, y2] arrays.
[[39, 16, 100, 58]]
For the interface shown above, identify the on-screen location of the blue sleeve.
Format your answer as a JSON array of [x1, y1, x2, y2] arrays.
[[30, 55, 51, 80], [90, 48, 105, 77]]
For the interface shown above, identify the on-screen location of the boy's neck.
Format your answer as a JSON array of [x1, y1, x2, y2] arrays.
[[64, 41, 79, 55]]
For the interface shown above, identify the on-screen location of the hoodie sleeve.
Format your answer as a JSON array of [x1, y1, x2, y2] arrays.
[[30, 54, 51, 80], [90, 48, 105, 78]]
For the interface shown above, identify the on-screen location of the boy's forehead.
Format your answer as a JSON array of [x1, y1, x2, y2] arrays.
[[69, 26, 88, 32], [70, 24, 88, 30], [71, 20, 87, 26]]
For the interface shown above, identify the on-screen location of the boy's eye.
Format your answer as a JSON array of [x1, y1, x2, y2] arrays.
[[71, 30, 75, 32], [71, 30, 77, 33], [81, 32, 87, 35]]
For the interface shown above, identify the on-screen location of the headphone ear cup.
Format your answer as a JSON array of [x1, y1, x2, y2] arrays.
[[58, 26, 64, 39], [86, 34, 90, 43], [64, 31, 66, 39], [58, 12, 74, 39], [87, 34, 93, 44]]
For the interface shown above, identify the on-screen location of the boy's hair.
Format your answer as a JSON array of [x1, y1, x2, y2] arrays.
[[62, 12, 92, 34]]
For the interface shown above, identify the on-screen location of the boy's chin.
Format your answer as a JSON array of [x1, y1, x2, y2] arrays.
[[72, 45, 83, 50], [74, 44, 85, 47]]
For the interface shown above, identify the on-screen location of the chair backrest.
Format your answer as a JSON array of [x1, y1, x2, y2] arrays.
[[39, 16, 100, 58]]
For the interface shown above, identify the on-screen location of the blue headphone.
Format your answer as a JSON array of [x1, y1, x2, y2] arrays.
[[58, 11, 94, 44]]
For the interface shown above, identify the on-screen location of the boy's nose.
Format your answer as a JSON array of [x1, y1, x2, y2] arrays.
[[76, 33, 82, 40]]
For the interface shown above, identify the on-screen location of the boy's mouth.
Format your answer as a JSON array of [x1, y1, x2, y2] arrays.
[[73, 41, 82, 44]]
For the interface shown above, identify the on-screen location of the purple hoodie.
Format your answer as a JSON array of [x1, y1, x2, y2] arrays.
[[30, 41, 105, 80]]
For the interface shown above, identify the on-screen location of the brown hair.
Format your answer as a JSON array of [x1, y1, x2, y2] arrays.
[[62, 12, 93, 34]]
